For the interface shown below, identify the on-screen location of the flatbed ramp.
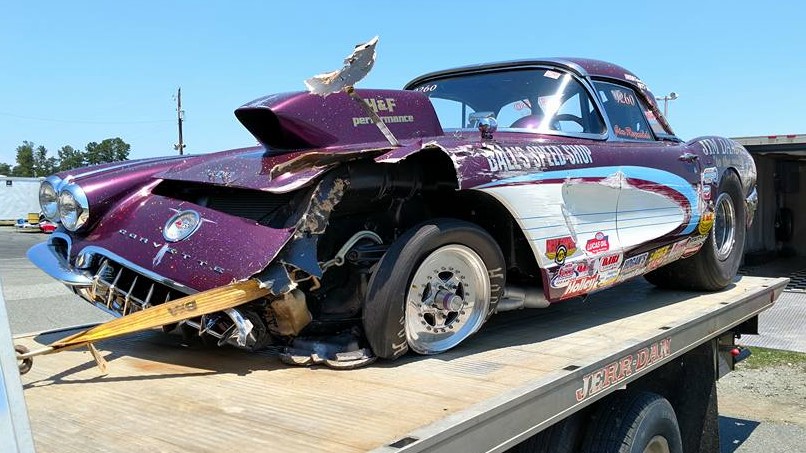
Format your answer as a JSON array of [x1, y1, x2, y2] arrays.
[[15, 276, 787, 453]]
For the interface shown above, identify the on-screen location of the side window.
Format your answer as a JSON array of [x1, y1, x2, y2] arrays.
[[642, 107, 669, 136], [595, 81, 654, 141]]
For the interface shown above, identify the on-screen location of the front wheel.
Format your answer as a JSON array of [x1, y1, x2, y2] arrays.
[[362, 219, 506, 360], [645, 171, 746, 291]]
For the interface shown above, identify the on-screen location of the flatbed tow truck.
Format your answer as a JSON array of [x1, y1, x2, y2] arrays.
[[1, 275, 788, 453]]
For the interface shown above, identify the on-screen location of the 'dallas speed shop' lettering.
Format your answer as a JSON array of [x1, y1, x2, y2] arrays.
[[484, 144, 593, 172]]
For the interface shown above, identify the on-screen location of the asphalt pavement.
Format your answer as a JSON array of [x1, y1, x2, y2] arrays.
[[0, 227, 111, 335], [0, 226, 802, 452]]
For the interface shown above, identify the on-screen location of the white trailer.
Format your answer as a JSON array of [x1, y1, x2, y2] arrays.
[[5, 275, 787, 453], [0, 177, 42, 222]]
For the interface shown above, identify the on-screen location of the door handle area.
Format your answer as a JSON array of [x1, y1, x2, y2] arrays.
[[678, 153, 699, 162]]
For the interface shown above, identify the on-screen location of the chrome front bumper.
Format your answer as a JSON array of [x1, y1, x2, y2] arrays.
[[27, 241, 92, 287], [28, 238, 189, 318]]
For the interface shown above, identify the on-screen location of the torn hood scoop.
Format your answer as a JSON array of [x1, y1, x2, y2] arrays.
[[234, 89, 443, 151]]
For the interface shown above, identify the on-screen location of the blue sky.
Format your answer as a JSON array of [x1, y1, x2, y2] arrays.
[[1, 1, 804, 166]]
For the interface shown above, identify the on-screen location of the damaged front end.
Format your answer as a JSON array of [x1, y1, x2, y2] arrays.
[[250, 173, 385, 368], [28, 170, 390, 368]]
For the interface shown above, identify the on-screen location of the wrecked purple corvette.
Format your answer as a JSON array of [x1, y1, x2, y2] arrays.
[[30, 56, 757, 366]]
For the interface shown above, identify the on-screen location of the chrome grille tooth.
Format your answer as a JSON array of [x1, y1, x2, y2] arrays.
[[123, 275, 138, 315], [145, 283, 155, 309], [106, 264, 124, 309], [86, 255, 187, 318]]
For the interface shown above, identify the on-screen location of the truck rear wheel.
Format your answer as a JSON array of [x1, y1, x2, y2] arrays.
[[362, 219, 505, 359], [510, 414, 581, 453], [580, 391, 683, 453]]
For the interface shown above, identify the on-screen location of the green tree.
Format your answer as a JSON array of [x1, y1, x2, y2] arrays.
[[0, 162, 11, 175], [57, 145, 85, 171], [85, 137, 130, 165], [33, 145, 57, 176], [11, 141, 35, 177]]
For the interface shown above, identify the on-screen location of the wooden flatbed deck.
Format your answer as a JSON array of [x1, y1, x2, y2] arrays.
[[15, 276, 787, 453]]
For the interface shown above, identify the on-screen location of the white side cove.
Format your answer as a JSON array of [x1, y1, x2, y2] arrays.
[[617, 179, 686, 249], [481, 181, 620, 269], [480, 171, 690, 270]]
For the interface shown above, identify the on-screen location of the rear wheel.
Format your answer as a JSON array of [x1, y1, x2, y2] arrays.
[[511, 414, 581, 453], [362, 219, 505, 359], [645, 171, 746, 290], [580, 391, 683, 453]]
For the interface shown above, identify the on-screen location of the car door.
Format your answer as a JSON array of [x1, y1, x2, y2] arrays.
[[593, 82, 702, 255]]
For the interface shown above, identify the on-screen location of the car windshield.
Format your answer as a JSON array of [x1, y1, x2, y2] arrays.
[[409, 68, 606, 136]]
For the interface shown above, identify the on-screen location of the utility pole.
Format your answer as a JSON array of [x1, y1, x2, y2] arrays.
[[174, 87, 186, 155]]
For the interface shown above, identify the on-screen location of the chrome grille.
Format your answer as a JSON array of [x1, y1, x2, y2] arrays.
[[90, 258, 186, 316]]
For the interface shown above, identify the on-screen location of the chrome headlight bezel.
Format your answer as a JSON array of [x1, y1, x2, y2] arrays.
[[39, 177, 62, 221], [58, 183, 90, 231]]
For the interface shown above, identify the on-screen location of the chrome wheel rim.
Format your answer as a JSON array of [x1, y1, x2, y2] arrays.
[[643, 435, 671, 453], [405, 245, 490, 355], [713, 192, 736, 261]]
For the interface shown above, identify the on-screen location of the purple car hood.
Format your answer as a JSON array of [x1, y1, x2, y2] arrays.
[[68, 190, 295, 292]]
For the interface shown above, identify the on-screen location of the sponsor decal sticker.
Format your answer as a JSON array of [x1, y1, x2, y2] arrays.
[[701, 184, 712, 201], [598, 253, 622, 272], [551, 261, 592, 288], [623, 73, 647, 90], [586, 232, 610, 254], [562, 275, 598, 298], [698, 211, 715, 235], [596, 253, 623, 287], [545, 237, 577, 265], [575, 337, 672, 401], [683, 234, 708, 257], [702, 167, 718, 184], [619, 252, 648, 281], [665, 240, 689, 264], [646, 245, 671, 272]]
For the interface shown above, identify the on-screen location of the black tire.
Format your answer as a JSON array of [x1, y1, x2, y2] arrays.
[[580, 391, 683, 453], [645, 171, 746, 291], [510, 414, 581, 453], [362, 218, 506, 360]]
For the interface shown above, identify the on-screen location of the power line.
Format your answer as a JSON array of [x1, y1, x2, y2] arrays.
[[0, 112, 173, 125]]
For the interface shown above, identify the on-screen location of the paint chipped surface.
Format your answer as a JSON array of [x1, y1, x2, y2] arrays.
[[296, 177, 348, 237]]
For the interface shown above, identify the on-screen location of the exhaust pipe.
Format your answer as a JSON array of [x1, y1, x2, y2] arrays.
[[496, 285, 550, 312]]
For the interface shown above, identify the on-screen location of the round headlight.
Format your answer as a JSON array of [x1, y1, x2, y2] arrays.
[[58, 184, 90, 231], [39, 181, 59, 221]]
